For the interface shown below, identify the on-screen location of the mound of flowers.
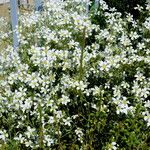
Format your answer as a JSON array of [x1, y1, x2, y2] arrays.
[[0, 0, 149, 149]]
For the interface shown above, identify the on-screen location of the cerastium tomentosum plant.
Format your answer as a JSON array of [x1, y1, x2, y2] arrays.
[[0, 0, 150, 149]]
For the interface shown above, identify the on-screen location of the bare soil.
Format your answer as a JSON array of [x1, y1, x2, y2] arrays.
[[0, 3, 10, 18]]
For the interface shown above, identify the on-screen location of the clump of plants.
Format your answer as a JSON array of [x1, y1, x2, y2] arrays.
[[0, 0, 149, 149], [101, 0, 147, 19]]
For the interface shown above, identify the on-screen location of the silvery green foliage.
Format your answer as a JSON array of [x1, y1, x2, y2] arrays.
[[0, 17, 12, 48], [0, 0, 150, 149]]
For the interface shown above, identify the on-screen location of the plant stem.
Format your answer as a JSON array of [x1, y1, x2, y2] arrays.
[[79, 27, 86, 81], [55, 116, 62, 150], [38, 102, 44, 150]]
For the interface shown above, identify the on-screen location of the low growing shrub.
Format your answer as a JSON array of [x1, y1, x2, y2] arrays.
[[102, 0, 147, 19], [0, 0, 150, 149]]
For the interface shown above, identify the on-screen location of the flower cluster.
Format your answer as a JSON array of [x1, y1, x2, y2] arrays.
[[0, 0, 149, 149]]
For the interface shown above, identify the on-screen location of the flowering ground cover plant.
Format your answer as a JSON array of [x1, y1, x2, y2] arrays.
[[0, 0, 150, 149], [0, 17, 12, 51]]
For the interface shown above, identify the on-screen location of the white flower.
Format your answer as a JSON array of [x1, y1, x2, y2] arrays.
[[119, 34, 131, 46], [0, 130, 8, 142], [108, 142, 118, 150], [99, 61, 110, 71], [99, 0, 108, 10], [144, 100, 150, 108], [73, 81, 87, 91], [72, 115, 79, 119], [21, 98, 32, 112], [27, 73, 41, 88], [54, 111, 63, 119], [91, 103, 98, 110], [75, 128, 84, 143], [92, 86, 100, 95], [44, 135, 54, 147], [49, 116, 55, 124], [135, 72, 145, 81], [137, 43, 145, 50], [63, 117, 72, 126], [59, 95, 70, 105], [126, 14, 134, 22], [25, 126, 36, 138], [142, 111, 150, 127], [134, 5, 143, 11], [130, 31, 139, 40], [113, 96, 134, 115], [14, 134, 25, 143], [143, 16, 150, 30], [139, 87, 149, 98], [121, 81, 130, 89], [25, 140, 33, 147]]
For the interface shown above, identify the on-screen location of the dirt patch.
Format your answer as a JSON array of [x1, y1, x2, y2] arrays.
[[0, 3, 10, 19], [0, 0, 34, 18]]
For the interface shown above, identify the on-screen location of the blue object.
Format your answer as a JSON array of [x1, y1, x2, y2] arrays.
[[10, 0, 19, 49], [86, 1, 89, 14], [95, 0, 99, 10], [35, 0, 43, 11]]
